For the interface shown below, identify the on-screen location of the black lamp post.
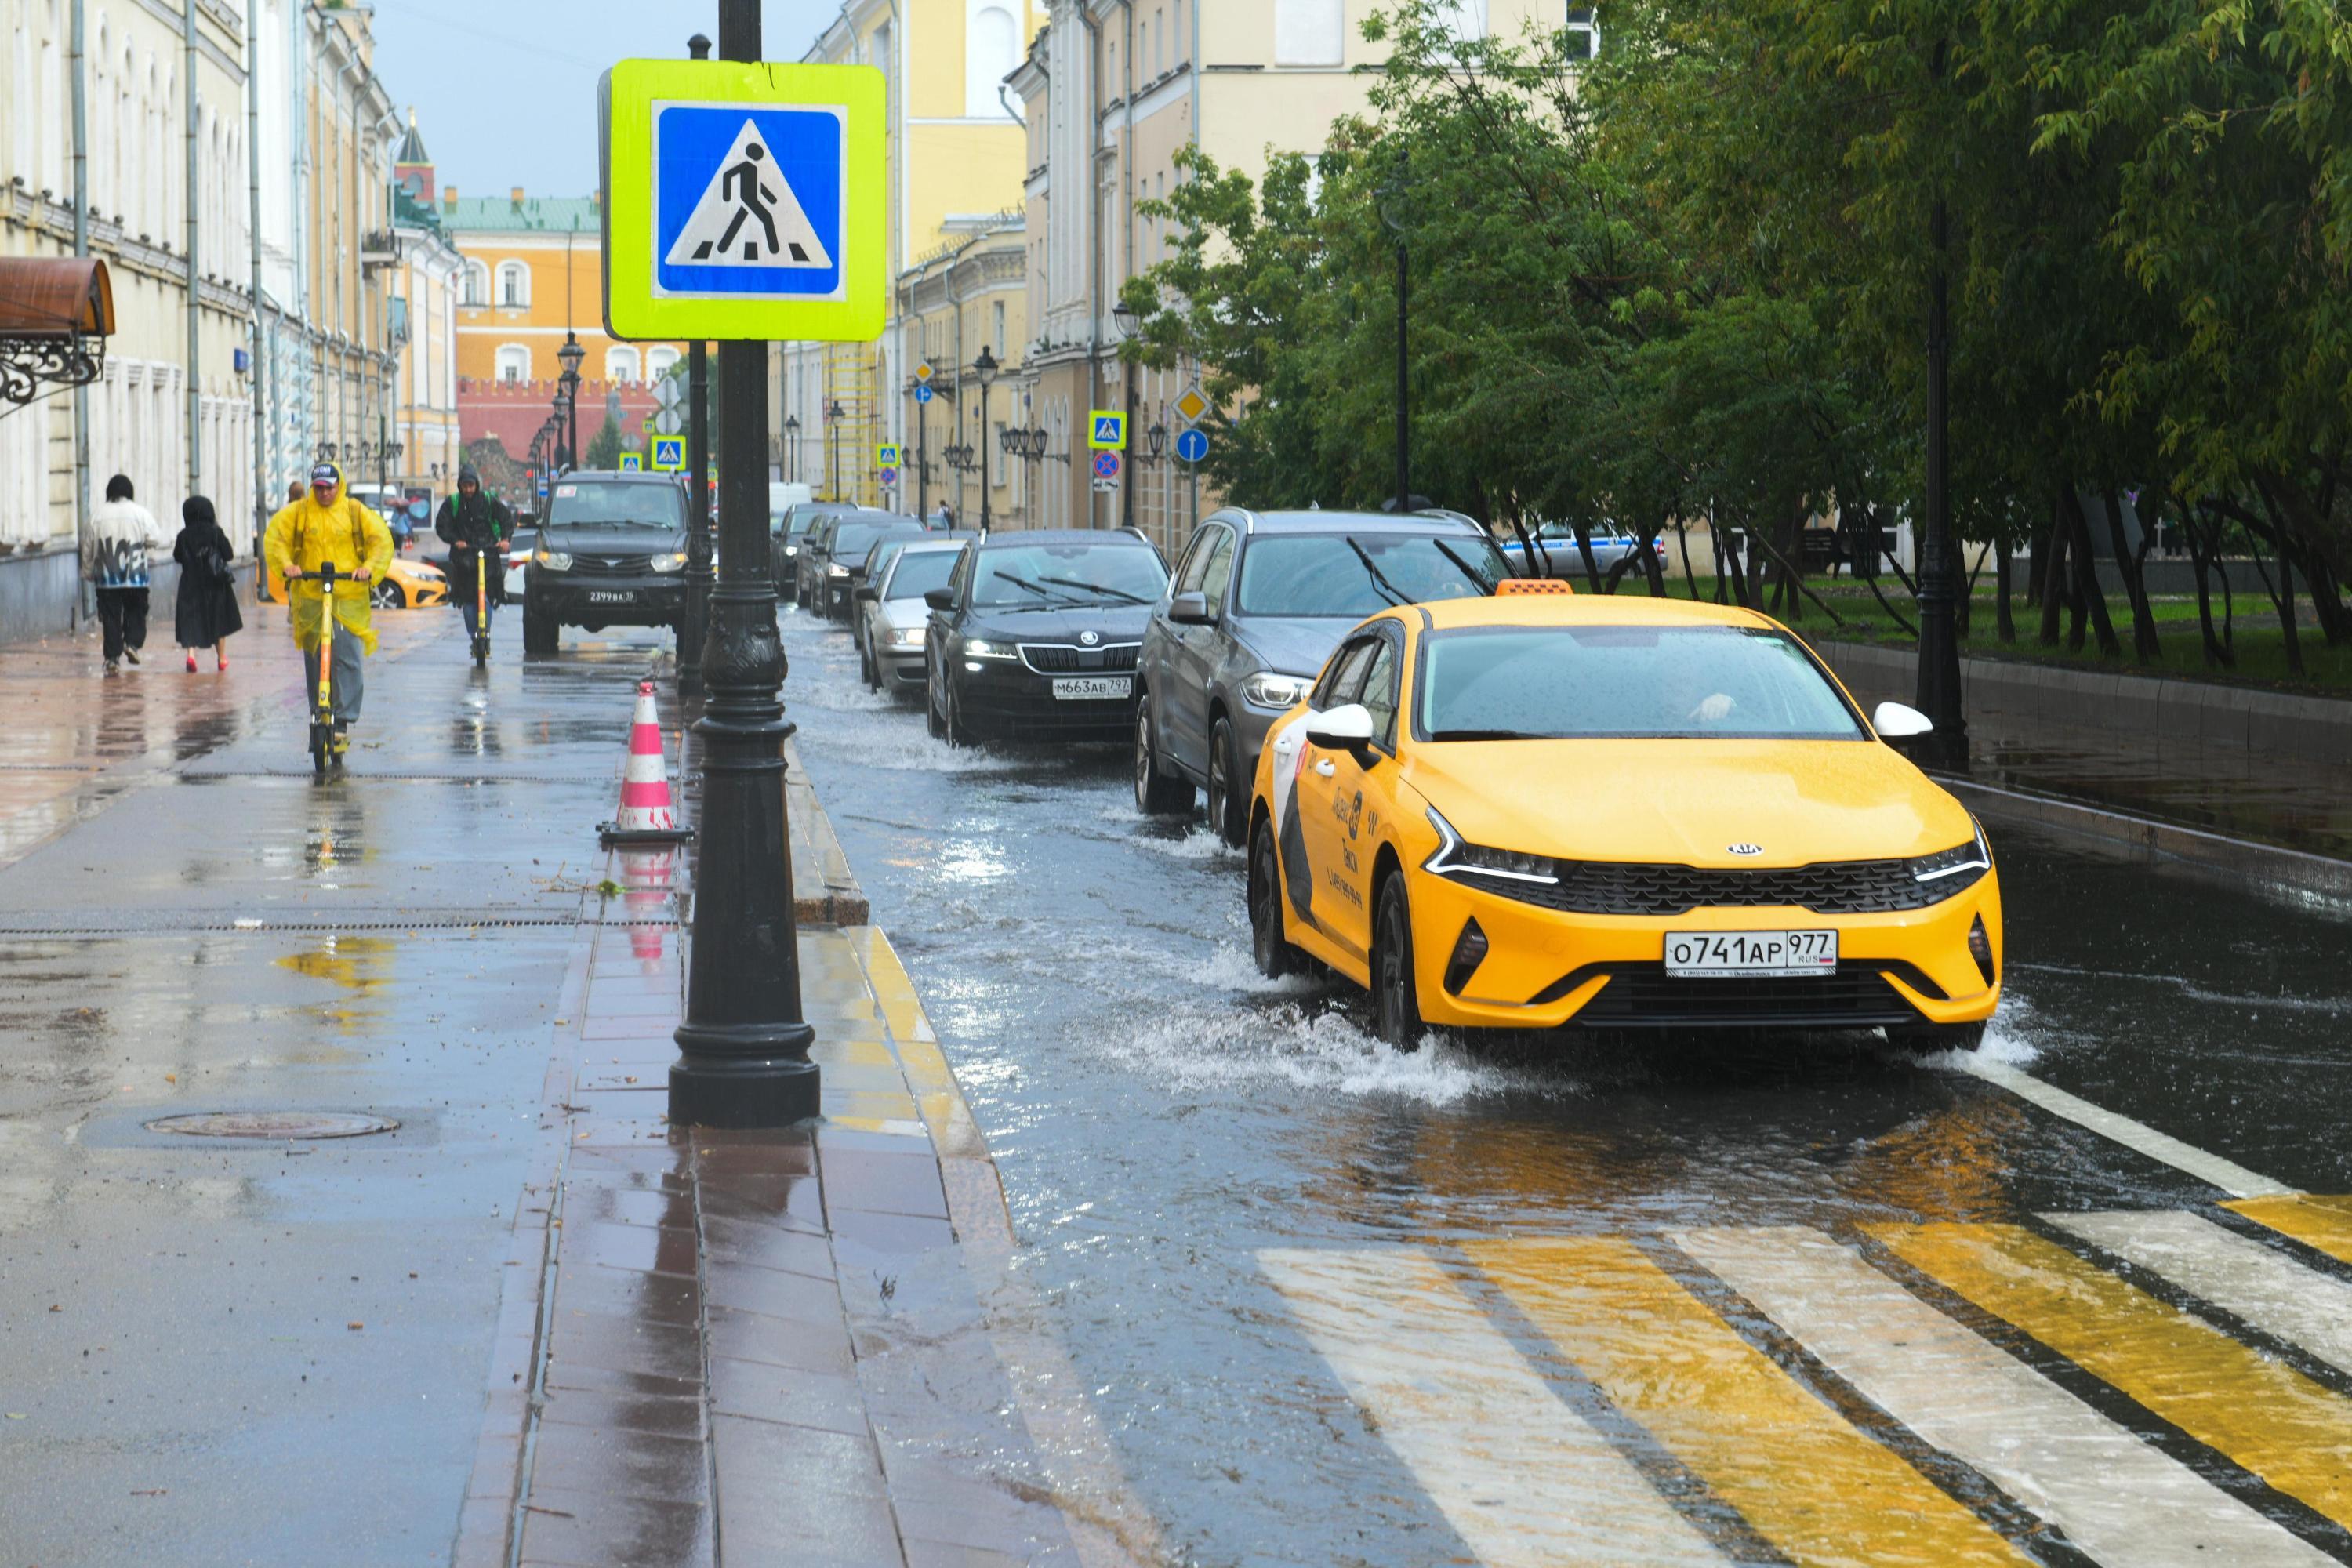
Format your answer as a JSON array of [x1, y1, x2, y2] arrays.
[[784, 412, 800, 484], [1145, 423, 1167, 460], [670, 0, 818, 1130], [972, 346, 997, 534], [826, 397, 844, 501], [557, 329, 585, 471]]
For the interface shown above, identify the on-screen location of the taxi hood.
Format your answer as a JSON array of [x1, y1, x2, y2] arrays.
[[1398, 738, 1977, 867]]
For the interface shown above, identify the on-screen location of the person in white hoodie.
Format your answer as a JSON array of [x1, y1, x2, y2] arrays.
[[83, 474, 167, 670]]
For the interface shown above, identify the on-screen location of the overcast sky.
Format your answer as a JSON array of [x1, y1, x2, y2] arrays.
[[369, 0, 843, 200]]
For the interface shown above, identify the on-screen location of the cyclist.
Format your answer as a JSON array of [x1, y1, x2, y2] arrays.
[[264, 463, 393, 757], [434, 465, 512, 647]]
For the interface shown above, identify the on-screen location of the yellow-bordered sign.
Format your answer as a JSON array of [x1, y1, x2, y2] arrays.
[[876, 442, 901, 469], [600, 59, 885, 343], [650, 436, 685, 472], [619, 451, 644, 471], [1088, 411, 1127, 450]]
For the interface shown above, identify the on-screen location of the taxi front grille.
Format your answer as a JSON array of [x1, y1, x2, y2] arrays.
[[1500, 857, 1975, 916]]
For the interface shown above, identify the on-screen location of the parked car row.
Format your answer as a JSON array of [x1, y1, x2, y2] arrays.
[[799, 507, 2003, 1056]]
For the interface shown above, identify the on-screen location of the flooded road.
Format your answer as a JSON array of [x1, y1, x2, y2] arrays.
[[781, 606, 2352, 1566]]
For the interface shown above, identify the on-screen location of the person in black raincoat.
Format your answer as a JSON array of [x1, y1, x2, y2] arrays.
[[434, 466, 513, 642], [172, 495, 244, 671]]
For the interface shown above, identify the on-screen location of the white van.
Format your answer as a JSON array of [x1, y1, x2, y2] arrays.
[[768, 482, 812, 519]]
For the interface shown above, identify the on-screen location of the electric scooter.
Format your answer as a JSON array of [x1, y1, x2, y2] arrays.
[[310, 561, 341, 777], [472, 543, 491, 667]]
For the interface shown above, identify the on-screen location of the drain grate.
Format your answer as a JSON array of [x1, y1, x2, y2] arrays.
[[149, 1111, 399, 1139]]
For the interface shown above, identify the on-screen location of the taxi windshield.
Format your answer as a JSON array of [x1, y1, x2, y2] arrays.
[[1415, 624, 1864, 741]]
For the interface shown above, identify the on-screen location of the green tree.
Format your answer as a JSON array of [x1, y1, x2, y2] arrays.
[[585, 413, 622, 471]]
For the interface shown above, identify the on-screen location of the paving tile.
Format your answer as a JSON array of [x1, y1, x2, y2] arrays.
[[560, 1218, 701, 1279], [882, 1462, 1073, 1558], [548, 1306, 706, 1383], [583, 1017, 687, 1043], [827, 1209, 956, 1258], [813, 1126, 937, 1156], [542, 1357, 703, 1401], [567, 1149, 694, 1187], [570, 1116, 687, 1148], [705, 1259, 847, 1324], [568, 1182, 698, 1232], [701, 1214, 835, 1280], [901, 1541, 1030, 1568], [710, 1416, 899, 1564], [516, 1484, 713, 1568], [708, 1357, 869, 1436], [694, 1138, 820, 1178], [704, 1304, 856, 1377], [554, 1263, 702, 1329], [528, 1422, 710, 1507], [699, 1172, 826, 1233], [820, 1149, 949, 1221], [537, 1386, 707, 1442]]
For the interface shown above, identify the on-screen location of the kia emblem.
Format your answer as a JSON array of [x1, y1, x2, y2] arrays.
[[1727, 843, 1764, 856], [1079, 630, 1100, 647]]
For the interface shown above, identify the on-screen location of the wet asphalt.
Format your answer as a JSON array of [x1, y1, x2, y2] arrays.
[[775, 604, 2352, 1566]]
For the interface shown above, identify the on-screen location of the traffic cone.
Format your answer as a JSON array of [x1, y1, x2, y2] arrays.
[[615, 848, 675, 963], [599, 681, 693, 845]]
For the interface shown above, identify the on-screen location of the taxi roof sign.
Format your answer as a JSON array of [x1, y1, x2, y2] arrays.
[[601, 60, 885, 343]]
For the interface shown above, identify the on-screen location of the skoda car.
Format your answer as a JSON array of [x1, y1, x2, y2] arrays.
[[521, 472, 689, 653], [924, 530, 1171, 745], [1134, 509, 1510, 845], [1247, 590, 2000, 1051]]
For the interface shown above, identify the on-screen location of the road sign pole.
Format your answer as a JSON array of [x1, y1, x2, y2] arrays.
[[915, 394, 926, 519], [684, 338, 713, 694], [672, 0, 820, 1130]]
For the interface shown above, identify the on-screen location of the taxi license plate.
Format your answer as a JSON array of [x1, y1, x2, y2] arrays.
[[1051, 676, 1131, 701], [586, 590, 634, 604], [1664, 930, 1837, 977]]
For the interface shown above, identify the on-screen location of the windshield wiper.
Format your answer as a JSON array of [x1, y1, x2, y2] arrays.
[[988, 572, 1086, 605], [1036, 574, 1149, 604], [1429, 538, 1494, 594], [1345, 538, 1410, 606], [1427, 728, 1546, 741]]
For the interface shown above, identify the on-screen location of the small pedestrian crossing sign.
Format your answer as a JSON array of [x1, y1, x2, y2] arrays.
[[876, 443, 901, 470], [601, 60, 884, 342], [1089, 411, 1127, 450], [619, 451, 644, 472], [651, 437, 684, 472]]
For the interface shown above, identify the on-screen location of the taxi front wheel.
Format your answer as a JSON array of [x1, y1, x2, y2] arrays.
[[1248, 817, 1302, 979], [1371, 874, 1425, 1053]]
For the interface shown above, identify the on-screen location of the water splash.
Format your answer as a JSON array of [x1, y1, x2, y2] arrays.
[[1102, 999, 1562, 1107]]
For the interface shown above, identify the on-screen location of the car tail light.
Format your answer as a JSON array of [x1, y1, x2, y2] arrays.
[[1968, 916, 1996, 987], [1445, 920, 1489, 996]]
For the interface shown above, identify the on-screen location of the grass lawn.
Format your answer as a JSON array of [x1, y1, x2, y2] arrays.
[[1637, 573, 2352, 699]]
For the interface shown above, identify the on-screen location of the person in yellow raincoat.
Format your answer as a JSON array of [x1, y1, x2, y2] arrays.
[[265, 463, 394, 753]]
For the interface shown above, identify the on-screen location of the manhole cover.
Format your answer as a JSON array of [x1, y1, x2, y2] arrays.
[[147, 1111, 399, 1140]]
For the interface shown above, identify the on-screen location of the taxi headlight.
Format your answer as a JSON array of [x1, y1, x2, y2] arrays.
[[962, 638, 1017, 659], [1421, 808, 1559, 885], [650, 553, 687, 573], [1907, 823, 1991, 892], [533, 548, 572, 571], [1242, 671, 1314, 710]]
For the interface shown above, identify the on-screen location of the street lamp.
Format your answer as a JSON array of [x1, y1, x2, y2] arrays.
[[972, 346, 998, 534], [1145, 423, 1167, 460], [826, 397, 844, 501], [557, 329, 585, 474], [783, 412, 800, 485]]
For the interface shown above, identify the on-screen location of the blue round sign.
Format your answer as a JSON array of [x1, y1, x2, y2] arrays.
[[914, 383, 934, 404], [1174, 427, 1209, 464], [1092, 451, 1121, 481]]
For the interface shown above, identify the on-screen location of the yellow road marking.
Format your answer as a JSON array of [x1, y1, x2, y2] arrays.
[[2224, 1195, 2352, 1269], [1468, 1237, 2032, 1567], [1875, 1222, 2352, 1528]]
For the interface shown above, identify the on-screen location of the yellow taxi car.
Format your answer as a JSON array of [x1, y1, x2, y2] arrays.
[[371, 555, 448, 611], [1246, 590, 2000, 1052]]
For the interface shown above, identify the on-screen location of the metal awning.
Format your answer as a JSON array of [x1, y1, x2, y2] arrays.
[[0, 256, 114, 404]]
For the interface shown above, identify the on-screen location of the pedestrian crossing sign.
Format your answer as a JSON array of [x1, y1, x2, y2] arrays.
[[1088, 411, 1127, 450], [600, 60, 885, 343], [619, 451, 644, 472], [876, 443, 900, 470], [651, 437, 684, 472]]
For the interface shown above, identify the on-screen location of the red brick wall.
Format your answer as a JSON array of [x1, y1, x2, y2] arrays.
[[458, 378, 663, 466]]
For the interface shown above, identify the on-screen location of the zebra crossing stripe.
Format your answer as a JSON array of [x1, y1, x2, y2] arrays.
[[1874, 1222, 2352, 1530], [2225, 1194, 2352, 1269], [1955, 1058, 2293, 1198], [1678, 1225, 2334, 1568], [1468, 1237, 2034, 1568], [1258, 1247, 1720, 1567], [2052, 1210, 2352, 1380]]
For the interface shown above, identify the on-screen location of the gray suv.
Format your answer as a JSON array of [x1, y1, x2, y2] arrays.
[[1133, 508, 1511, 844]]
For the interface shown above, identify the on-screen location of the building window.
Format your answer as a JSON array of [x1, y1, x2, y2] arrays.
[[967, 3, 1018, 118], [1436, 0, 1487, 42], [991, 302, 1006, 358], [1565, 5, 1600, 58], [1274, 0, 1342, 66], [462, 260, 490, 306], [993, 422, 1007, 487], [646, 345, 681, 379], [605, 345, 641, 382], [497, 261, 529, 307], [495, 344, 530, 383]]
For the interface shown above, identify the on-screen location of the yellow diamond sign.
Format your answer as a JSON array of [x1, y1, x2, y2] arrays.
[[1174, 387, 1210, 426]]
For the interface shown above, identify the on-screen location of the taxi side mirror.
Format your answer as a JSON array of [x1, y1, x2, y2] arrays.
[[1305, 703, 1375, 753], [1872, 700, 1934, 739]]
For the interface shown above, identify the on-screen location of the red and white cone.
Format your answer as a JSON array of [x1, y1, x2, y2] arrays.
[[599, 681, 692, 844]]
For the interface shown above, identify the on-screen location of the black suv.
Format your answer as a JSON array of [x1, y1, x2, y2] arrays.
[[775, 501, 864, 601], [1134, 508, 1508, 842], [924, 530, 1171, 745], [521, 472, 691, 654]]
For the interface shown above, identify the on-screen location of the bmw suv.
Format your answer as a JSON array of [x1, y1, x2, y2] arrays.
[[1133, 508, 1510, 843], [521, 472, 690, 654]]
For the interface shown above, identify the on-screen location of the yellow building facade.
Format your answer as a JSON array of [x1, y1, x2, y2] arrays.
[[442, 190, 684, 391], [775, 0, 1043, 511]]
